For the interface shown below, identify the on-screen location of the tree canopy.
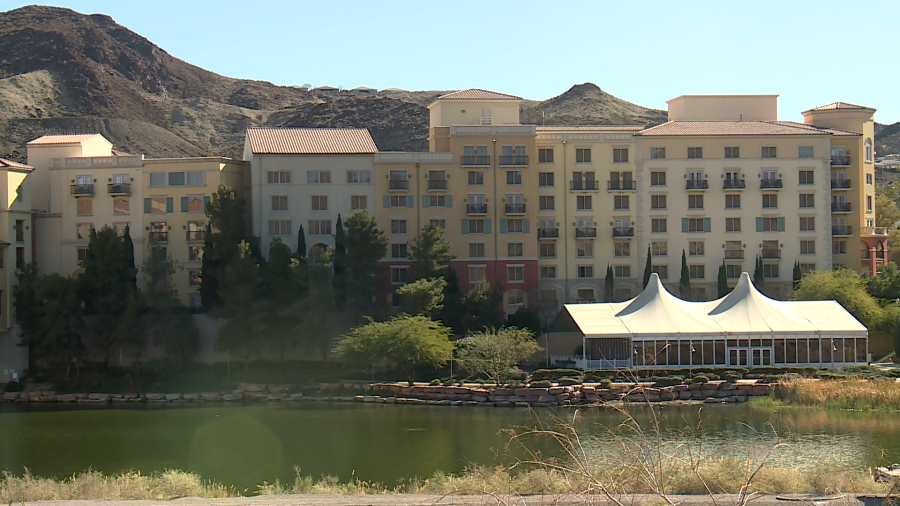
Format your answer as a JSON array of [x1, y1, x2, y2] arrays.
[[455, 327, 542, 385]]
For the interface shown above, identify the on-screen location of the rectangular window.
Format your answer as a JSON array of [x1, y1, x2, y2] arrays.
[[77, 198, 92, 216], [577, 241, 594, 257], [726, 217, 741, 232], [763, 264, 779, 278], [272, 195, 289, 211], [614, 195, 629, 210], [149, 173, 166, 186], [613, 148, 629, 163], [688, 147, 703, 159], [650, 171, 666, 186], [867, 195, 873, 211], [538, 148, 554, 163], [468, 266, 486, 283], [577, 265, 593, 278], [184, 195, 203, 213], [800, 217, 815, 231], [799, 170, 814, 185], [507, 290, 524, 306], [506, 170, 522, 185], [76, 223, 92, 240], [390, 195, 409, 207], [689, 241, 705, 256], [725, 194, 741, 209], [867, 173, 873, 185], [614, 242, 630, 257], [651, 240, 667, 256], [507, 242, 524, 257], [168, 172, 186, 186], [799, 194, 815, 208], [762, 194, 778, 208], [576, 288, 595, 302], [800, 263, 816, 274], [430, 219, 446, 229], [390, 219, 407, 235], [14, 220, 24, 243], [189, 245, 203, 262], [687, 218, 705, 232], [652, 218, 667, 233], [507, 219, 523, 233], [539, 242, 556, 258], [189, 270, 202, 286], [762, 146, 777, 158], [428, 195, 446, 207], [652, 265, 668, 280], [650, 147, 666, 159], [507, 266, 524, 283], [149, 221, 167, 242], [468, 171, 484, 185], [307, 170, 331, 184], [576, 195, 592, 210], [800, 240, 815, 255], [187, 172, 205, 186], [539, 196, 554, 210], [689, 265, 705, 279], [799, 146, 814, 158], [16, 247, 24, 269], [688, 194, 704, 209], [650, 195, 666, 209], [114, 198, 129, 215], [614, 265, 631, 278], [308, 220, 332, 235], [538, 172, 554, 187], [150, 197, 166, 214], [726, 264, 742, 279], [761, 217, 779, 232], [540, 266, 557, 278], [268, 220, 292, 236], [391, 243, 408, 259], [575, 148, 591, 163], [351, 195, 367, 210], [267, 171, 292, 184], [468, 219, 485, 234], [833, 240, 847, 254], [469, 242, 485, 258], [392, 266, 410, 285], [725, 147, 740, 159], [347, 170, 371, 183]]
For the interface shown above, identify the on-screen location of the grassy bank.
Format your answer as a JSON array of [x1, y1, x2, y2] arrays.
[[0, 460, 885, 502], [765, 377, 900, 411]]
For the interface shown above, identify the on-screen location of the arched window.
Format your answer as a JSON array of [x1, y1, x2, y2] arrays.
[[865, 138, 873, 163]]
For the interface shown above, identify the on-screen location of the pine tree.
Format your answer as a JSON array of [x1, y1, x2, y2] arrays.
[[679, 250, 691, 299], [717, 261, 729, 298], [410, 223, 453, 280], [200, 224, 219, 311], [642, 245, 653, 289], [604, 264, 615, 302], [342, 210, 387, 317]]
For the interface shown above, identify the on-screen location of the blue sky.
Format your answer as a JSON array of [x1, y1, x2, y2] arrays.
[[5, 0, 899, 123]]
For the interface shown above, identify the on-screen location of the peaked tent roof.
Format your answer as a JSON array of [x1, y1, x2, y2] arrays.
[[708, 273, 817, 332], [614, 274, 725, 334]]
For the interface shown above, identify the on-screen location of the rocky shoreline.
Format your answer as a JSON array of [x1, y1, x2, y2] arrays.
[[0, 379, 772, 407]]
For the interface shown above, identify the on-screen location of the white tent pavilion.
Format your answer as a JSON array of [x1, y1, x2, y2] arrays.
[[557, 272, 868, 370]]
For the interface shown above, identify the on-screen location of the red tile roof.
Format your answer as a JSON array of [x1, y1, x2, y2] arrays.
[[27, 134, 104, 145], [437, 89, 522, 100], [246, 128, 378, 155], [635, 121, 859, 137], [0, 158, 34, 170], [804, 102, 875, 113], [537, 125, 644, 132]]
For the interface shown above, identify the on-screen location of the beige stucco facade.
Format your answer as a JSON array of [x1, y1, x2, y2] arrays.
[[0, 160, 33, 380]]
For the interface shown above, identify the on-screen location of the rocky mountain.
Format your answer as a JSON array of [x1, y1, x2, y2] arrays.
[[875, 122, 900, 156]]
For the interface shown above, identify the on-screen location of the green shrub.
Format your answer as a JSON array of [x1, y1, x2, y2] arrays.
[[652, 376, 684, 387], [557, 377, 582, 386], [429, 379, 441, 386], [529, 380, 553, 388], [692, 375, 710, 383], [4, 381, 23, 392], [722, 370, 742, 383], [507, 370, 528, 381], [598, 378, 612, 389], [531, 369, 583, 382], [442, 378, 458, 386], [584, 370, 618, 382]]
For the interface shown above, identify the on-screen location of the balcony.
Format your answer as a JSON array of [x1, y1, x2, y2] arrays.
[[832, 226, 853, 236], [861, 250, 886, 261], [150, 231, 168, 242], [427, 178, 448, 190], [686, 180, 709, 190], [831, 179, 852, 189], [863, 226, 889, 236], [461, 155, 491, 166], [107, 183, 131, 196], [831, 202, 851, 213], [608, 181, 636, 191], [466, 203, 487, 214], [570, 180, 600, 191], [388, 178, 409, 191], [612, 227, 634, 238], [186, 230, 206, 242], [575, 227, 597, 238], [723, 180, 746, 189], [761, 249, 781, 259], [537, 227, 559, 239], [70, 184, 94, 196], [505, 203, 526, 214], [831, 155, 851, 166], [724, 249, 744, 259], [499, 155, 529, 166], [760, 179, 783, 189]]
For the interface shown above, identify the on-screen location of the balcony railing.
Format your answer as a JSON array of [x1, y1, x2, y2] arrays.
[[537, 227, 559, 238], [427, 178, 448, 190], [570, 181, 600, 191], [832, 226, 853, 236], [461, 155, 491, 166], [831, 155, 851, 166], [150, 232, 168, 242], [70, 184, 94, 196], [186, 230, 206, 242], [388, 178, 409, 191], [608, 181, 636, 191], [107, 183, 131, 195], [831, 179, 852, 189], [612, 227, 635, 238], [761, 249, 781, 259], [466, 203, 487, 214], [861, 250, 887, 260], [760, 179, 783, 189], [499, 155, 529, 166], [723, 180, 746, 189], [724, 249, 744, 259], [575, 227, 597, 238], [686, 180, 709, 190], [505, 203, 526, 214], [831, 202, 851, 212], [863, 226, 889, 236]]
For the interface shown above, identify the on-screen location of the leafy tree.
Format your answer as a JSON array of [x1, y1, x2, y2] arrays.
[[507, 306, 542, 337], [438, 267, 464, 331], [199, 224, 218, 310], [455, 327, 542, 385], [458, 279, 504, 334], [13, 262, 41, 370], [121, 226, 137, 288], [793, 260, 803, 291], [753, 255, 765, 291], [793, 269, 885, 330], [297, 249, 338, 360], [409, 224, 453, 279], [679, 250, 691, 299], [642, 246, 652, 289], [867, 262, 900, 300], [332, 214, 347, 304], [141, 246, 198, 364], [206, 184, 248, 264], [295, 223, 307, 262], [262, 237, 305, 360], [604, 264, 614, 302], [342, 210, 387, 316], [214, 241, 268, 366], [333, 314, 454, 386], [876, 193, 900, 229], [35, 274, 84, 376], [717, 261, 729, 298], [396, 277, 446, 317]]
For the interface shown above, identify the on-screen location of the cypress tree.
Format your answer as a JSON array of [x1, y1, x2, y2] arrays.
[[121, 225, 137, 289], [295, 223, 307, 262], [679, 250, 691, 299], [793, 259, 802, 291], [642, 245, 653, 289], [332, 214, 347, 304], [200, 224, 218, 311], [753, 255, 765, 290], [604, 264, 615, 302], [717, 261, 729, 298]]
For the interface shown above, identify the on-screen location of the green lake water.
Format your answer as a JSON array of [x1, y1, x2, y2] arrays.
[[0, 402, 897, 491]]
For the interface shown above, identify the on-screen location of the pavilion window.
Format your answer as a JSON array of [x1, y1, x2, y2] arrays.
[[809, 339, 821, 363], [821, 339, 833, 363], [667, 340, 679, 366], [715, 341, 726, 365], [774, 340, 785, 363], [786, 339, 797, 364], [797, 339, 809, 364], [856, 339, 867, 362]]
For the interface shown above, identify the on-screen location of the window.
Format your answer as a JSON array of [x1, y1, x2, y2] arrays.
[[576, 195, 592, 210], [272, 195, 289, 211], [652, 218, 667, 233], [430, 219, 446, 229], [76, 223, 92, 240], [107, 197, 128, 215], [307, 170, 331, 184], [182, 195, 202, 213], [687, 218, 705, 232], [149, 221, 167, 242], [613, 148, 629, 163], [507, 266, 524, 283], [650, 171, 666, 186], [14, 220, 24, 243], [468, 242, 485, 258], [867, 174, 873, 185], [800, 240, 815, 255], [577, 265, 593, 278], [726, 218, 741, 232], [507, 219, 523, 233], [799, 170, 814, 185], [689, 265, 705, 279], [688, 147, 703, 159], [689, 241, 704, 256], [539, 196, 554, 210], [575, 148, 591, 163], [763, 264, 779, 278], [762, 147, 777, 158], [149, 173, 166, 186], [651, 240, 667, 256], [538, 172, 554, 187], [800, 217, 815, 231], [308, 220, 332, 235], [799, 146, 814, 158], [650, 195, 666, 209], [865, 138, 873, 162], [351, 195, 367, 210], [577, 241, 594, 257], [189, 245, 203, 262], [762, 194, 778, 208], [268, 220, 291, 235], [391, 243, 408, 259], [614, 195, 629, 210], [390, 219, 407, 235], [468, 171, 484, 186], [392, 267, 409, 285], [507, 242, 524, 257], [167, 172, 185, 186], [15, 247, 24, 269], [187, 270, 201, 286], [800, 263, 816, 275], [576, 288, 595, 302], [390, 195, 409, 207], [112, 222, 129, 237], [799, 194, 814, 208], [428, 195, 447, 207], [614, 242, 630, 257], [688, 194, 704, 209], [614, 265, 631, 278], [267, 171, 292, 184], [725, 264, 742, 279], [833, 240, 847, 254], [540, 242, 556, 258], [538, 148, 554, 163], [652, 265, 668, 279], [507, 290, 525, 306], [506, 171, 522, 185], [761, 217, 779, 232], [725, 195, 741, 209], [650, 147, 666, 159], [347, 170, 371, 183], [867, 196, 873, 212], [540, 266, 557, 278], [725, 147, 740, 159], [187, 172, 205, 185], [464, 266, 485, 284], [150, 197, 166, 214], [77, 198, 92, 216]]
